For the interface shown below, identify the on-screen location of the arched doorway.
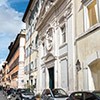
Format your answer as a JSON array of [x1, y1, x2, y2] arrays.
[[89, 59, 100, 90]]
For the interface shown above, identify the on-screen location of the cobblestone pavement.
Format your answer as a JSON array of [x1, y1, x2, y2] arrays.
[[0, 90, 16, 100], [0, 90, 7, 100]]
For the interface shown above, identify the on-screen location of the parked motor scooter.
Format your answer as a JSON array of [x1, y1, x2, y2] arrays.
[[6, 88, 12, 100], [7, 94, 12, 100]]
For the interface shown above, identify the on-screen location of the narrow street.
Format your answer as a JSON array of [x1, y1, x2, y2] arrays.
[[0, 91, 7, 100], [0, 0, 100, 97]]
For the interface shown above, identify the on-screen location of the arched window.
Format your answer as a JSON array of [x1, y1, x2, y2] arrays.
[[59, 16, 66, 44], [46, 28, 53, 51], [61, 24, 66, 43]]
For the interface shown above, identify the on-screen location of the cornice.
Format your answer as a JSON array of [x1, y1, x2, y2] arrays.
[[75, 23, 100, 42], [36, 0, 65, 31], [22, 0, 38, 22], [6, 34, 25, 63]]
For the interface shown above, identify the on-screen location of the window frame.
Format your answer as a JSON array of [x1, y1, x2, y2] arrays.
[[59, 16, 67, 45], [59, 23, 66, 45], [61, 24, 66, 43], [83, 0, 100, 31], [35, 34, 39, 48]]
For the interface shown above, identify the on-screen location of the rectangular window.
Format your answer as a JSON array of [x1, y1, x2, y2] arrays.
[[27, 46, 30, 56], [62, 32, 66, 43], [29, 41, 34, 53], [35, 59, 37, 69], [61, 24, 66, 43], [26, 33, 28, 41], [84, 0, 99, 31], [87, 0, 98, 26], [24, 66, 27, 74], [31, 62, 34, 70], [35, 35, 39, 48]]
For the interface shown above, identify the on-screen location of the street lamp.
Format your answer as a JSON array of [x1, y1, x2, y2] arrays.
[[76, 59, 81, 72], [76, 59, 81, 90]]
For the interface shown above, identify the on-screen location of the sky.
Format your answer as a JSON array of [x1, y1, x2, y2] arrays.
[[0, 0, 29, 69]]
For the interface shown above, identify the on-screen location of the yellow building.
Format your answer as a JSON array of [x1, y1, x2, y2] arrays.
[[23, 0, 40, 92], [6, 30, 25, 88], [75, 0, 100, 90], [1, 61, 10, 87]]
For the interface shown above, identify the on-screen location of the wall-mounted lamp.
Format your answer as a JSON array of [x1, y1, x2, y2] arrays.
[[76, 59, 81, 72]]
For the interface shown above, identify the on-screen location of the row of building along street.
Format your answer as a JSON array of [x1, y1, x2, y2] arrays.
[[0, 0, 100, 94]]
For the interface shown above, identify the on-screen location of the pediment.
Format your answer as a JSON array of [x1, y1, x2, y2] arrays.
[[45, 53, 56, 63]]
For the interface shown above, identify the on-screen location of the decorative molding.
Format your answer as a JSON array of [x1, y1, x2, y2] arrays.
[[81, 0, 93, 5], [44, 53, 57, 64], [75, 23, 100, 42], [85, 51, 100, 66], [59, 42, 68, 49], [59, 53, 68, 59], [66, 3, 72, 19], [46, 27, 54, 51]]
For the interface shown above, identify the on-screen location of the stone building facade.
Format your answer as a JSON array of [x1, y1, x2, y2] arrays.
[[23, 0, 76, 93], [23, 0, 100, 93], [1, 61, 9, 87], [36, 0, 75, 92], [75, 0, 100, 91], [6, 30, 25, 88], [23, 0, 42, 92]]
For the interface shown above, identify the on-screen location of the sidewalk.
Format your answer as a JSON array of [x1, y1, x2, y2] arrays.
[[0, 90, 7, 100]]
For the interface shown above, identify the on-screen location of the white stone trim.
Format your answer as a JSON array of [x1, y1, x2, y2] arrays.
[[85, 51, 100, 66], [75, 23, 100, 41], [82, 51, 100, 90]]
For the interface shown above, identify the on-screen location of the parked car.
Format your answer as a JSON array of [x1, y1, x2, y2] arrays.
[[2, 87, 7, 95], [41, 88, 68, 100], [67, 91, 100, 100], [9, 88, 17, 97], [92, 91, 100, 98], [0, 85, 2, 91], [6, 88, 13, 100], [15, 88, 36, 100]]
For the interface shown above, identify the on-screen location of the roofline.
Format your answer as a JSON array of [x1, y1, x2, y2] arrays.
[[22, 0, 33, 22], [6, 34, 25, 62]]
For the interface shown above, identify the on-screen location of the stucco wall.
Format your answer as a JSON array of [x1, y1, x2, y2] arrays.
[[77, 30, 100, 61], [75, 0, 100, 90]]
